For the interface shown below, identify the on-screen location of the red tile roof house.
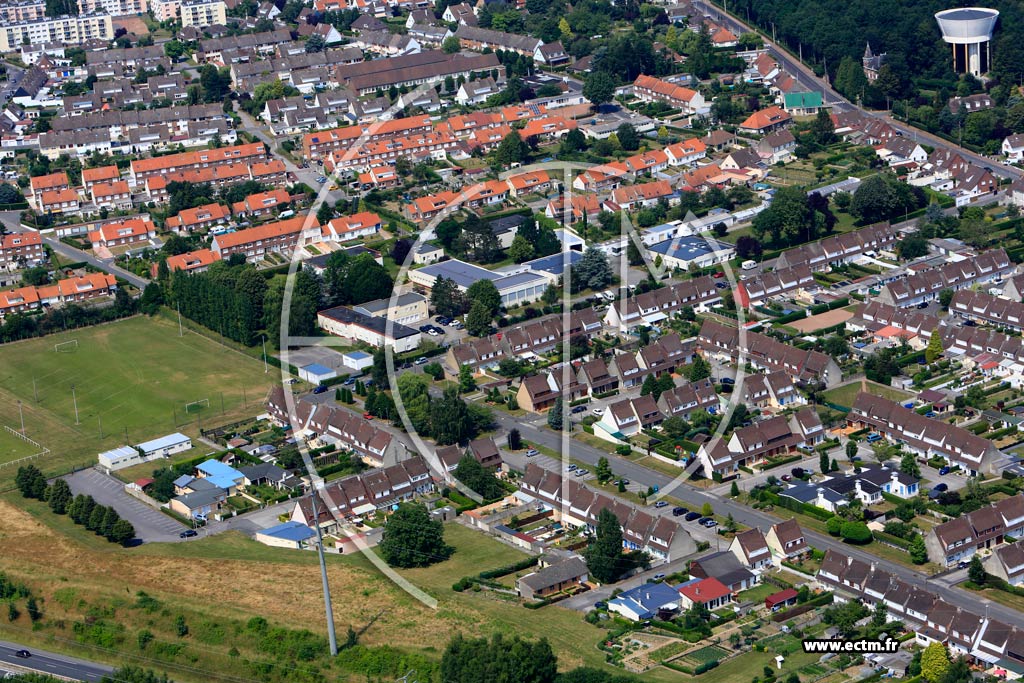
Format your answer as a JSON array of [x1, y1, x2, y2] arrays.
[[29, 171, 69, 207], [150, 249, 221, 277], [39, 188, 81, 215], [211, 215, 321, 261], [0, 285, 41, 317], [0, 231, 45, 270], [88, 218, 156, 249], [321, 211, 382, 242], [231, 189, 291, 219], [82, 165, 120, 194], [89, 181, 132, 211], [166, 202, 232, 234], [677, 577, 732, 610]]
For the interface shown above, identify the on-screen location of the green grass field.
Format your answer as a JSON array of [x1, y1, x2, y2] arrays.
[[0, 316, 275, 481], [684, 644, 728, 665], [0, 427, 43, 465], [822, 380, 914, 410]]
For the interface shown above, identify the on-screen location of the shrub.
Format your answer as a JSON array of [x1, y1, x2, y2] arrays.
[[840, 521, 872, 544], [827, 517, 843, 536]]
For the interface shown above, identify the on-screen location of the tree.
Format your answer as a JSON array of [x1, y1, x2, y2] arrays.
[[583, 71, 616, 108], [457, 214, 503, 263], [850, 173, 922, 225], [466, 300, 493, 337], [595, 456, 612, 483], [938, 288, 954, 310], [585, 508, 627, 583], [508, 428, 522, 450], [454, 454, 505, 499], [390, 238, 412, 266], [466, 279, 501, 317], [827, 516, 843, 535], [47, 478, 72, 514], [872, 600, 888, 628], [15, 465, 46, 500], [820, 450, 829, 474], [834, 56, 868, 103], [840, 520, 871, 544], [701, 502, 713, 517], [898, 233, 929, 259], [688, 355, 711, 382], [730, 481, 740, 497], [968, 555, 987, 585], [379, 502, 453, 568], [458, 363, 477, 392], [846, 440, 857, 461], [441, 634, 557, 683], [493, 131, 529, 169], [8, 602, 18, 622], [25, 597, 40, 622], [925, 329, 944, 363], [810, 109, 837, 145], [661, 416, 688, 438], [430, 276, 467, 318], [109, 519, 136, 546], [570, 247, 613, 292], [305, 35, 326, 53], [752, 185, 817, 247], [900, 453, 921, 478], [921, 642, 950, 683], [822, 599, 867, 638], [508, 234, 535, 263], [442, 35, 460, 53], [616, 123, 639, 151], [547, 397, 564, 430]]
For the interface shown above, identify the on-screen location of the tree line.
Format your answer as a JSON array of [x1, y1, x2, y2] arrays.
[[16, 466, 135, 546]]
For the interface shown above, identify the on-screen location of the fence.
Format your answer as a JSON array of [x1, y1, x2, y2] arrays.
[[0, 425, 50, 468]]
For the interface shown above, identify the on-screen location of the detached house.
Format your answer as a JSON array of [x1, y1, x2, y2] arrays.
[[765, 519, 808, 562], [729, 528, 772, 571]]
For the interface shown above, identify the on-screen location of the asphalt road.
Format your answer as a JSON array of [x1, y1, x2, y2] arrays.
[[43, 234, 150, 290], [0, 640, 113, 682], [492, 411, 1024, 628]]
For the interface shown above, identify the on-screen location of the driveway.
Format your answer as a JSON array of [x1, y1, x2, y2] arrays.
[[65, 468, 186, 542]]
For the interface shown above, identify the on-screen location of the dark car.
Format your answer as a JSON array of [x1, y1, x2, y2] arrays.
[[720, 377, 735, 385], [781, 474, 792, 482], [917, 302, 929, 310], [933, 483, 949, 492], [963, 320, 976, 327], [313, 384, 329, 394], [939, 466, 951, 475], [419, 324, 433, 333], [699, 517, 718, 527], [14, 650, 30, 658], [594, 601, 608, 610], [571, 405, 587, 413], [672, 506, 688, 516], [684, 511, 702, 521], [180, 529, 198, 538]]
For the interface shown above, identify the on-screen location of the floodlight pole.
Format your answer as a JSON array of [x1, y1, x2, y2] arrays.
[[262, 335, 269, 374], [18, 401, 24, 434], [71, 385, 79, 425], [311, 491, 338, 655]]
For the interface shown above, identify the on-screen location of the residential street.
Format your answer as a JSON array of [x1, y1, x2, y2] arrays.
[[490, 411, 1024, 628]]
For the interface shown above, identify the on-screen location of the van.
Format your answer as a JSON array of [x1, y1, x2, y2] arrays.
[[741, 260, 758, 270], [279, 210, 295, 219], [601, 290, 616, 302]]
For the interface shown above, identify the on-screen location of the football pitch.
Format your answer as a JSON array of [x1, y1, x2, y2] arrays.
[[0, 316, 275, 478]]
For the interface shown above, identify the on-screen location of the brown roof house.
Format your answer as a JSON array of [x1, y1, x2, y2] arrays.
[[729, 527, 773, 571]]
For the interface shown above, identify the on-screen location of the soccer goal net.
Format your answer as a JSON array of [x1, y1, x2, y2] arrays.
[[54, 339, 78, 353], [184, 399, 210, 414]]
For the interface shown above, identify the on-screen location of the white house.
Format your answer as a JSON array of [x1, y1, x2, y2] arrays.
[[1004, 134, 1024, 162]]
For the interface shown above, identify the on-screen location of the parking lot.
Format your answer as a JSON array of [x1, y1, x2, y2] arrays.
[[65, 469, 186, 542]]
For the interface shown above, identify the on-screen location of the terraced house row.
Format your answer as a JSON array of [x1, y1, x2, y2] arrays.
[[817, 548, 1024, 667]]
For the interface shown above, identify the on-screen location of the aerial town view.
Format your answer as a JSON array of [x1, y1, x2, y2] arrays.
[[9, 0, 1024, 681]]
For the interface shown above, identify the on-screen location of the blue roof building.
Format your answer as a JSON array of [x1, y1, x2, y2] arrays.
[[135, 432, 192, 457], [648, 236, 735, 270], [255, 521, 318, 548], [607, 582, 681, 621], [522, 251, 583, 277], [195, 459, 245, 491], [415, 259, 500, 290]]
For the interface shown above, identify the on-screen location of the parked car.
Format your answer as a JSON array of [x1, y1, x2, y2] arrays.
[[567, 464, 578, 471], [313, 384, 329, 394], [435, 316, 451, 324], [916, 302, 929, 309], [700, 518, 718, 528], [652, 573, 666, 581], [932, 483, 949, 492], [426, 328, 441, 337], [418, 324, 433, 333], [866, 433, 882, 443], [525, 448, 539, 457], [684, 511, 702, 521], [363, 412, 373, 419], [575, 469, 587, 477], [720, 377, 735, 385], [571, 405, 587, 414], [179, 529, 197, 538], [781, 474, 792, 482], [672, 507, 687, 516], [414, 357, 428, 365], [342, 378, 356, 386], [939, 466, 951, 475], [592, 407, 605, 416], [654, 501, 668, 508], [594, 601, 608, 610]]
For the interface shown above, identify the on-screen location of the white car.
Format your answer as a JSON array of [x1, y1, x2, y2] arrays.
[[591, 407, 605, 416]]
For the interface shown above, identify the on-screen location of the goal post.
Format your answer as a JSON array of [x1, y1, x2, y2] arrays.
[[184, 399, 210, 414], [54, 339, 78, 353]]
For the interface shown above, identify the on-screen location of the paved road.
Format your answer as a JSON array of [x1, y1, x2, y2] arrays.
[[65, 469, 186, 542], [0, 640, 113, 682], [492, 411, 1024, 628], [42, 233, 150, 289], [694, 0, 1021, 182]]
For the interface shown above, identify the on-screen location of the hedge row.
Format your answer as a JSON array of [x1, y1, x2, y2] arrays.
[[479, 555, 539, 580], [758, 453, 804, 471], [872, 530, 911, 549]]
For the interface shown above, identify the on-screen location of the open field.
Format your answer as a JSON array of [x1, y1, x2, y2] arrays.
[[0, 426, 43, 464], [0, 316, 275, 482], [787, 308, 854, 334], [822, 380, 914, 410], [0, 498, 619, 682]]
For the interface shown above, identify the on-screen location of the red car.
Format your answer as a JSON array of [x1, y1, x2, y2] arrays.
[[363, 412, 373, 419], [712, 271, 725, 278]]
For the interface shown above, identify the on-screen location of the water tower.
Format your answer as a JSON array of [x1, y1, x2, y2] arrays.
[[934, 7, 999, 77]]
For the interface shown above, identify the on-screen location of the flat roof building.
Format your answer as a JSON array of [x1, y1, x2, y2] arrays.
[[136, 432, 192, 458]]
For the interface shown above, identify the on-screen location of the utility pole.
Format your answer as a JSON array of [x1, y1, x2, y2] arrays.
[[98, 415, 103, 440], [32, 376, 38, 403], [177, 303, 183, 337], [18, 401, 24, 434], [311, 492, 338, 655], [71, 385, 79, 425], [262, 335, 269, 373]]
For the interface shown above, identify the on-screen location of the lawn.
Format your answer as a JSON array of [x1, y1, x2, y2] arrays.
[[684, 644, 729, 665], [0, 316, 275, 483], [0, 427, 43, 464], [0, 498, 619, 681], [822, 380, 914, 410], [735, 583, 779, 604]]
